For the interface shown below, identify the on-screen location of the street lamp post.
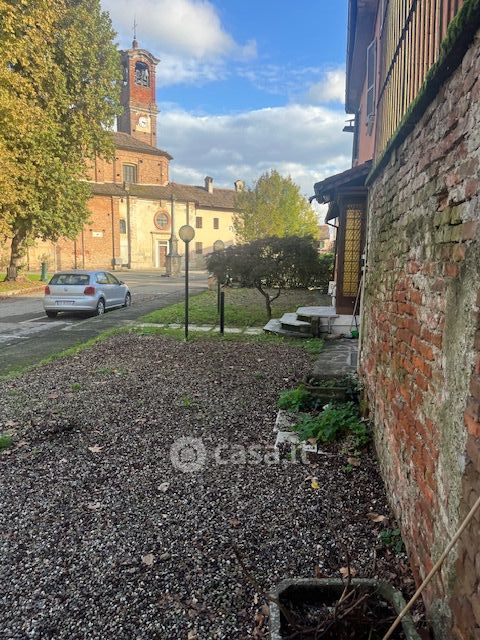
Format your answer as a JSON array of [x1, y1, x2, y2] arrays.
[[179, 225, 195, 340], [213, 239, 225, 313]]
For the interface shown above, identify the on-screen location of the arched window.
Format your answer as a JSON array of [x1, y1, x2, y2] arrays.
[[135, 61, 150, 87]]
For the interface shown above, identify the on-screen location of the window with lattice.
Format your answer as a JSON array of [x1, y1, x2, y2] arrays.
[[342, 207, 362, 297]]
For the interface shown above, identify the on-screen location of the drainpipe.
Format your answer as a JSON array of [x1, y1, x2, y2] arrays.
[[110, 196, 116, 270], [81, 232, 85, 269], [357, 191, 371, 374], [124, 182, 132, 269]]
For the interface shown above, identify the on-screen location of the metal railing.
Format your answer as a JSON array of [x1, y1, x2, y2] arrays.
[[376, 0, 464, 156]]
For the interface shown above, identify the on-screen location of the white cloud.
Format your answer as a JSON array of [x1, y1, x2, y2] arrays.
[[155, 55, 226, 87], [307, 68, 346, 104], [102, 0, 255, 60], [158, 103, 351, 199]]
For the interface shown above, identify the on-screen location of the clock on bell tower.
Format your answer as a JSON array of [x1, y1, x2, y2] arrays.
[[117, 38, 159, 147]]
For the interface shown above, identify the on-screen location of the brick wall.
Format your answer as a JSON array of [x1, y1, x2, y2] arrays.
[[86, 149, 169, 186], [361, 31, 480, 638], [25, 196, 121, 271]]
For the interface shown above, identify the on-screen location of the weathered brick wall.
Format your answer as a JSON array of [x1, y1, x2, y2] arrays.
[[85, 149, 169, 186], [361, 32, 480, 638], [25, 196, 121, 271]]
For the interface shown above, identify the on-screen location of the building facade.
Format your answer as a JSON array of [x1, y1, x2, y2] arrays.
[[314, 1, 480, 637], [23, 39, 241, 273]]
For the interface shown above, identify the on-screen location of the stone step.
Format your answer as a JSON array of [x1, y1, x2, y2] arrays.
[[279, 313, 312, 328], [263, 319, 313, 338]]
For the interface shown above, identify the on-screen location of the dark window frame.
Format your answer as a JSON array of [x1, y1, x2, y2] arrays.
[[123, 164, 138, 184]]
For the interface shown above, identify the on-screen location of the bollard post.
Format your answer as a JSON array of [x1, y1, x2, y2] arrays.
[[220, 291, 225, 335]]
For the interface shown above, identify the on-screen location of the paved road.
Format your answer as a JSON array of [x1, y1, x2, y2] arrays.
[[0, 271, 208, 375]]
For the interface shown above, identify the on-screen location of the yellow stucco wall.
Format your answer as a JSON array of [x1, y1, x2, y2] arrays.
[[120, 197, 236, 270]]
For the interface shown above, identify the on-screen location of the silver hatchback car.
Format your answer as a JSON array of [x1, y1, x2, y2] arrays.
[[43, 271, 131, 318]]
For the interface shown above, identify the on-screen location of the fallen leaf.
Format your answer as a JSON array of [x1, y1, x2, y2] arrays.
[[260, 604, 270, 616], [367, 512, 387, 523], [229, 517, 241, 528], [142, 553, 155, 567], [254, 612, 265, 625], [187, 631, 198, 640], [86, 501, 102, 510], [88, 445, 103, 453], [158, 482, 170, 493], [311, 477, 320, 490], [339, 566, 357, 578], [314, 565, 325, 578], [307, 437, 318, 445], [347, 457, 361, 467]]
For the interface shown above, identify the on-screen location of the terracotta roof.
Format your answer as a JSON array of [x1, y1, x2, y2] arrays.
[[312, 160, 372, 204], [89, 181, 237, 210], [113, 132, 172, 159]]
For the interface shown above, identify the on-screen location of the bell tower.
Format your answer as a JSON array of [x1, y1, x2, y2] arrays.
[[117, 37, 159, 147]]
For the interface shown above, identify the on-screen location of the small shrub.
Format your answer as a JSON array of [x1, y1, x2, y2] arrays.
[[293, 402, 369, 447], [278, 386, 314, 412], [71, 382, 82, 392], [379, 528, 404, 554], [0, 434, 13, 451]]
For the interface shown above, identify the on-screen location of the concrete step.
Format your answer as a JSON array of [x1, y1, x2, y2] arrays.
[[279, 313, 312, 328], [279, 313, 312, 334], [263, 318, 313, 338]]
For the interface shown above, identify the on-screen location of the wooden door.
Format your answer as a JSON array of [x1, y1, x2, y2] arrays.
[[158, 243, 167, 268]]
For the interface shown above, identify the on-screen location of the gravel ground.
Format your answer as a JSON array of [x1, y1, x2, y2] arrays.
[[0, 334, 416, 640]]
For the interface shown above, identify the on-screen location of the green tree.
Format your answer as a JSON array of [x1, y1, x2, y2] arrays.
[[233, 170, 320, 242], [0, 0, 121, 280], [207, 235, 331, 319]]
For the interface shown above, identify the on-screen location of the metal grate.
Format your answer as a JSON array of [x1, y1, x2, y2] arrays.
[[342, 208, 363, 297]]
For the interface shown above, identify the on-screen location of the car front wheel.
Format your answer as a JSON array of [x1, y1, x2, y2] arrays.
[[94, 299, 105, 316], [123, 292, 131, 308], [45, 310, 58, 318]]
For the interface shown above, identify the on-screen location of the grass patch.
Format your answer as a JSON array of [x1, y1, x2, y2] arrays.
[[0, 434, 13, 451], [0, 273, 47, 294], [141, 288, 330, 328], [129, 325, 324, 355], [0, 323, 324, 383], [0, 327, 125, 382]]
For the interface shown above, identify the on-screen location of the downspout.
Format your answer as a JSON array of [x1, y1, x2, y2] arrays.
[[125, 183, 132, 269], [81, 231, 85, 269], [111, 196, 116, 270], [357, 189, 371, 374]]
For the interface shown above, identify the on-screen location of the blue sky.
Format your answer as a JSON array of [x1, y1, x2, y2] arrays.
[[101, 0, 352, 201]]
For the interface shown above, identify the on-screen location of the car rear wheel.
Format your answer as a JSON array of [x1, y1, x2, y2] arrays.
[[45, 311, 58, 318], [94, 298, 105, 316], [123, 292, 131, 308]]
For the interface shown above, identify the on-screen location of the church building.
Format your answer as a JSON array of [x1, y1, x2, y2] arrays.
[[26, 39, 241, 273]]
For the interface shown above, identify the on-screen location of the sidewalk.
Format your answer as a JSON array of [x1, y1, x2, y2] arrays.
[[137, 322, 263, 334]]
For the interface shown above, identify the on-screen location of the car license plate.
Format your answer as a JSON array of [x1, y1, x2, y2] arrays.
[[55, 300, 75, 305]]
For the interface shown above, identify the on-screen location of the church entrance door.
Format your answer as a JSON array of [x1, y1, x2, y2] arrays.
[[157, 242, 168, 269]]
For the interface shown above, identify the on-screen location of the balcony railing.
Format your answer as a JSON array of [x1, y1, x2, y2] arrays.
[[376, 0, 464, 156]]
